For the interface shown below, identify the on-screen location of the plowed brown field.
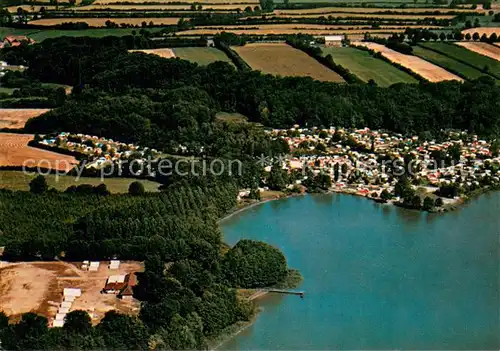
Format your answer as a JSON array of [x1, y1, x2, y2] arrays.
[[232, 43, 344, 82], [0, 109, 50, 129], [0, 133, 78, 171]]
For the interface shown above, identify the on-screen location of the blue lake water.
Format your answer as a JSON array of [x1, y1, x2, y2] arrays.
[[220, 193, 500, 350]]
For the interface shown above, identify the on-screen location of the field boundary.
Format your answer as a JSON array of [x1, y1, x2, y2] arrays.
[[412, 46, 470, 81], [350, 44, 427, 82], [286, 39, 361, 83], [418, 42, 500, 80]]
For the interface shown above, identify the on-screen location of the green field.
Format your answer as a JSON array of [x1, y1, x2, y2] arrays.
[[419, 42, 500, 79], [216, 112, 248, 123], [322, 46, 418, 86], [172, 47, 233, 66], [0, 171, 161, 193], [413, 45, 494, 81], [0, 87, 15, 95], [0, 27, 166, 42]]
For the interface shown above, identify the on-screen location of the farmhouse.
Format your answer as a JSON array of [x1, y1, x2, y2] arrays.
[[102, 272, 137, 298], [324, 35, 343, 47]]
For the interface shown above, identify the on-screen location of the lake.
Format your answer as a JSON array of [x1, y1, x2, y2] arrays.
[[220, 193, 500, 350]]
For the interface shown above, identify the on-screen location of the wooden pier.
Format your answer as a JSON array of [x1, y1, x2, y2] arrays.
[[267, 289, 305, 298]]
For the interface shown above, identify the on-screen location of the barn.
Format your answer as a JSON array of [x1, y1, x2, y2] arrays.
[[324, 35, 344, 47]]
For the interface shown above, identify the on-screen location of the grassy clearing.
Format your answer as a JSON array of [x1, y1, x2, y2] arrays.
[[233, 43, 345, 82], [172, 47, 234, 66], [413, 45, 494, 81], [216, 112, 248, 123], [419, 42, 500, 78], [0, 87, 15, 95], [323, 46, 417, 86], [0, 171, 161, 193]]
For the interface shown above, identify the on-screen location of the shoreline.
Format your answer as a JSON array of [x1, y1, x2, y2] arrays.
[[209, 307, 263, 351], [220, 192, 305, 223]]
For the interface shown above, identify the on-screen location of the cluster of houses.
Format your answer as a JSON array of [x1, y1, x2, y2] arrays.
[[261, 126, 500, 201], [38, 132, 161, 169]]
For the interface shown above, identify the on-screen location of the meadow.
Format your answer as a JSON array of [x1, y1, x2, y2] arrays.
[[413, 45, 493, 81], [172, 47, 234, 65], [420, 42, 500, 78], [232, 43, 345, 82], [322, 46, 418, 86], [0, 170, 161, 193]]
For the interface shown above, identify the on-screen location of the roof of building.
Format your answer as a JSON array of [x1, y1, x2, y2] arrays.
[[324, 35, 343, 41]]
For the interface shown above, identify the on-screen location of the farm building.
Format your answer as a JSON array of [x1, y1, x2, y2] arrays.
[[102, 272, 137, 298], [324, 35, 343, 47]]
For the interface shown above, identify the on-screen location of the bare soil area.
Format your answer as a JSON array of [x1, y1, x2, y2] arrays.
[[0, 261, 143, 324]]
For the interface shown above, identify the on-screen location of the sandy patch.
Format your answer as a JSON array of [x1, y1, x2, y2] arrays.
[[129, 48, 176, 58], [353, 42, 463, 82], [0, 261, 143, 324]]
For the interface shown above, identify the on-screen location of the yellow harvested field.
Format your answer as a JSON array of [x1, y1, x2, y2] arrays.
[[455, 42, 500, 62], [95, 0, 258, 4], [68, 3, 253, 10], [274, 7, 479, 15], [353, 42, 463, 82], [29, 17, 181, 26], [232, 43, 344, 82], [0, 261, 142, 323], [0, 133, 78, 171], [129, 48, 176, 58], [272, 12, 453, 19], [0, 109, 50, 129], [461, 27, 500, 37]]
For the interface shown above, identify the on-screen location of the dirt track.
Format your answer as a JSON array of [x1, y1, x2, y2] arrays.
[[353, 42, 463, 82], [456, 42, 500, 62]]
